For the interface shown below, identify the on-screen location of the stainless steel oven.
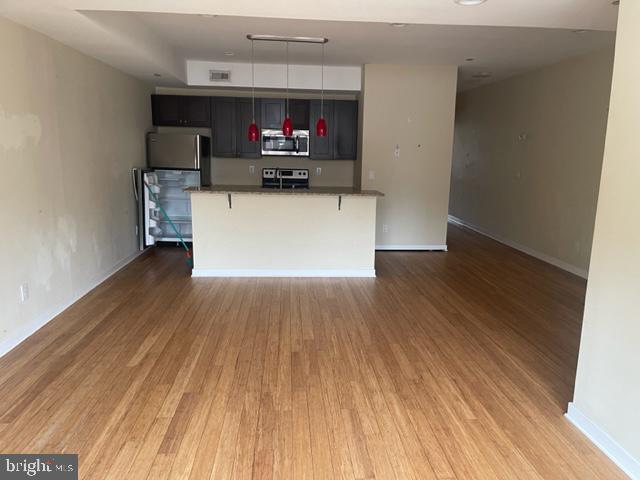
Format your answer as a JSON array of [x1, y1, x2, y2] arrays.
[[261, 129, 310, 156]]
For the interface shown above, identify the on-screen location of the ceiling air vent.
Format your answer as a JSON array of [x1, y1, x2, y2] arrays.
[[209, 70, 231, 82]]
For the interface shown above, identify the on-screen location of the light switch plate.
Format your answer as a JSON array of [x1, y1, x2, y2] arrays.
[[316, 167, 322, 176], [368, 170, 375, 180], [249, 165, 255, 175]]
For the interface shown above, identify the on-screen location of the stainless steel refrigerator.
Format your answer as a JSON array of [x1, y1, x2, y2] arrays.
[[132, 133, 211, 250]]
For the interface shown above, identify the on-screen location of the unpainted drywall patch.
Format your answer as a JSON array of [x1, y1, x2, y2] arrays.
[[0, 106, 42, 151], [53, 215, 78, 273], [33, 216, 79, 290], [35, 238, 55, 291], [57, 215, 78, 254]]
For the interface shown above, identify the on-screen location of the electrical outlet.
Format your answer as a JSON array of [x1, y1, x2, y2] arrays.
[[249, 165, 255, 175], [394, 144, 401, 159], [382, 224, 389, 233], [19, 283, 29, 303], [368, 170, 375, 180], [316, 167, 322, 176]]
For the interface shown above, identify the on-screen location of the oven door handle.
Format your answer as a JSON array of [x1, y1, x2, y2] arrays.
[[294, 135, 300, 154]]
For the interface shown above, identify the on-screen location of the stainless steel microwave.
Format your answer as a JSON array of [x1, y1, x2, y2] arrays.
[[261, 129, 310, 156]]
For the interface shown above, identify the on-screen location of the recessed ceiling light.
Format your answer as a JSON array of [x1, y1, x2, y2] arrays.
[[390, 23, 408, 27], [572, 29, 589, 34], [153, 73, 161, 77], [223, 51, 235, 56], [611, 1, 619, 5], [465, 58, 475, 62], [454, 0, 487, 5], [471, 72, 492, 78]]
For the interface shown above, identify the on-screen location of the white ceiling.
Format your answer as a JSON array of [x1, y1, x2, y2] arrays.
[[0, 0, 619, 91], [138, 13, 616, 90]]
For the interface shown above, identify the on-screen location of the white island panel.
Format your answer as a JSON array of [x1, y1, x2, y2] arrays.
[[190, 192, 378, 277]]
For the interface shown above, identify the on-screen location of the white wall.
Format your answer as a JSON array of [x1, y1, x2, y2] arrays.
[[449, 49, 614, 277], [359, 64, 457, 249], [569, 2, 640, 477], [0, 17, 152, 354]]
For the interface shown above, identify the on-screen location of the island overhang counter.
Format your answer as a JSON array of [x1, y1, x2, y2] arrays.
[[185, 186, 384, 277]]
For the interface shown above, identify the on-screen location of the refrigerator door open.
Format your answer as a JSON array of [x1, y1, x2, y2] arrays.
[[143, 171, 162, 246], [132, 167, 151, 251], [144, 169, 200, 244]]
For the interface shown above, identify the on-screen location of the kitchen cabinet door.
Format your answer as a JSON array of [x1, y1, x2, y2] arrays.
[[309, 100, 334, 159], [236, 98, 262, 158], [212, 97, 237, 157], [289, 99, 310, 130], [333, 100, 358, 160], [151, 95, 211, 127], [151, 95, 183, 126], [182, 96, 211, 127], [261, 98, 285, 129]]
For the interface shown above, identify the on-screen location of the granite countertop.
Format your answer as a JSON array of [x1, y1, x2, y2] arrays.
[[185, 185, 384, 197]]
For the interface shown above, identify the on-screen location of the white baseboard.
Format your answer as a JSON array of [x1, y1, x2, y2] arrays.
[[0, 249, 145, 359], [566, 403, 639, 479], [376, 245, 448, 251], [191, 268, 376, 278], [448, 215, 588, 279]]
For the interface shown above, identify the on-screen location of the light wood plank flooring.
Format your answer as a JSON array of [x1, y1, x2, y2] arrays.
[[0, 224, 626, 479]]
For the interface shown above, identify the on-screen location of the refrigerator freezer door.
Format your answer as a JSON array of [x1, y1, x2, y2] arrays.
[[132, 168, 146, 251], [148, 133, 202, 170], [143, 171, 161, 246]]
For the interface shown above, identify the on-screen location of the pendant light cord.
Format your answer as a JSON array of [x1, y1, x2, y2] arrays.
[[251, 40, 255, 122], [286, 41, 289, 117], [321, 43, 325, 118]]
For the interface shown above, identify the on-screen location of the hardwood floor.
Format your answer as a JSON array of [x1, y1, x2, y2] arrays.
[[0, 224, 626, 479]]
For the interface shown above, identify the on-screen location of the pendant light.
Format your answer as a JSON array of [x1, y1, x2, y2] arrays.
[[282, 41, 293, 136], [247, 39, 259, 142], [316, 43, 328, 137]]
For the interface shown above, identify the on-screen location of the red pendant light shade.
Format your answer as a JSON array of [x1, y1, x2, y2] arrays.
[[316, 117, 327, 137], [248, 122, 259, 141], [248, 39, 259, 142], [316, 43, 328, 137], [282, 41, 294, 136], [282, 117, 293, 137]]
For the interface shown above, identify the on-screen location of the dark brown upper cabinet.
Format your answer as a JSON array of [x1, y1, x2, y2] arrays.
[[260, 98, 285, 129], [260, 98, 310, 131], [289, 99, 310, 130], [333, 100, 358, 160], [309, 99, 358, 160], [309, 100, 335, 160], [236, 98, 262, 158], [151, 95, 211, 127], [151, 94, 358, 160], [211, 97, 236, 157]]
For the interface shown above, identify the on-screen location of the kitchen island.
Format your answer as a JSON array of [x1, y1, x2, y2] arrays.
[[185, 185, 384, 277]]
